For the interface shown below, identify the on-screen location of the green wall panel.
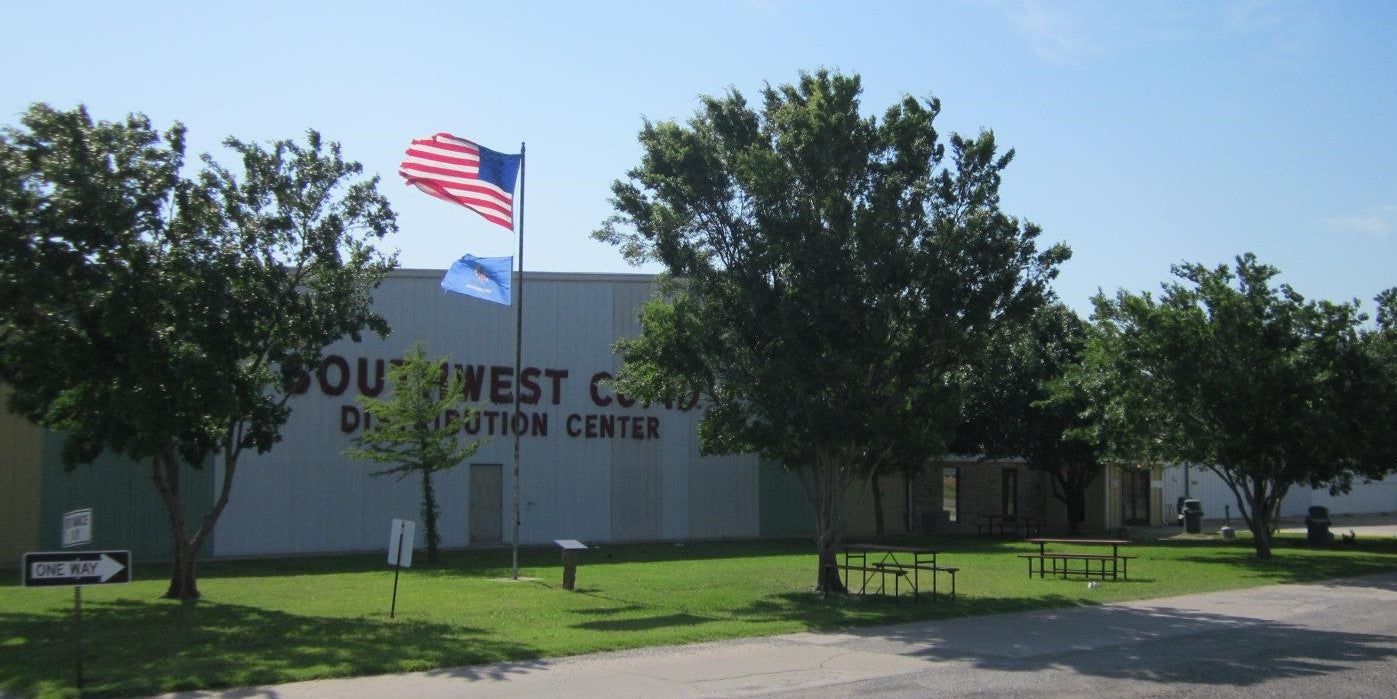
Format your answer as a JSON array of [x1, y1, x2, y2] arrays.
[[757, 459, 815, 537], [38, 434, 215, 563]]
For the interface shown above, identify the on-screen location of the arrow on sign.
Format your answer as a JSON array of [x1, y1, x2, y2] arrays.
[[95, 554, 124, 582]]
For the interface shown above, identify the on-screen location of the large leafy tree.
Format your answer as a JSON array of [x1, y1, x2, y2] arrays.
[[594, 71, 1067, 592], [955, 303, 1106, 535], [0, 104, 396, 598], [1362, 290, 1397, 473], [1082, 254, 1395, 558], [345, 342, 483, 563]]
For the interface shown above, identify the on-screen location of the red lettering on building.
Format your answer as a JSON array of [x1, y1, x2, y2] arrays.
[[318, 355, 351, 396], [589, 371, 613, 407], [490, 365, 513, 404]]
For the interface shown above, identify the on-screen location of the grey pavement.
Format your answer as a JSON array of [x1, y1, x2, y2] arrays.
[[152, 571, 1397, 699]]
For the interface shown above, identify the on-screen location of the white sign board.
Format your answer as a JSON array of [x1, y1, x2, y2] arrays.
[[24, 550, 130, 586], [387, 519, 415, 569], [553, 539, 588, 550], [62, 508, 93, 548]]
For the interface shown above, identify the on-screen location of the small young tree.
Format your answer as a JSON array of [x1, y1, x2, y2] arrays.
[[345, 343, 483, 563]]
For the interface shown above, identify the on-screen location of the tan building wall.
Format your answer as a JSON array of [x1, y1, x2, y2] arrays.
[[844, 473, 909, 538], [0, 387, 43, 563], [912, 459, 1166, 536], [911, 459, 1050, 535]]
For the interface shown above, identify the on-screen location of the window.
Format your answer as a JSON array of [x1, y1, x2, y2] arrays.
[[942, 467, 960, 522], [1002, 467, 1018, 516]]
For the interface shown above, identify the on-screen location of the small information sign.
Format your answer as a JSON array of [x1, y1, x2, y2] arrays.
[[388, 519, 416, 569], [554, 540, 588, 590], [62, 509, 93, 548]]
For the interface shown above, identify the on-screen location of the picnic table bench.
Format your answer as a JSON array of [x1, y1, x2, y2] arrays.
[[976, 513, 1041, 538], [834, 544, 958, 601], [1019, 538, 1135, 580]]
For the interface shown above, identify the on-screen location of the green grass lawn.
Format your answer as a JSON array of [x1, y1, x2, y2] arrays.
[[3, 533, 1395, 698]]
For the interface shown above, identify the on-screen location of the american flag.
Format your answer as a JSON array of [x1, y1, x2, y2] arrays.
[[399, 133, 521, 230]]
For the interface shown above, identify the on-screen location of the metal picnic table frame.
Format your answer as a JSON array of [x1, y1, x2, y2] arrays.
[[1021, 538, 1135, 580], [838, 543, 956, 600]]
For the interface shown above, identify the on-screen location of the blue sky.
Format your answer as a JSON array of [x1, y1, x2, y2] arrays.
[[5, 0, 1394, 315]]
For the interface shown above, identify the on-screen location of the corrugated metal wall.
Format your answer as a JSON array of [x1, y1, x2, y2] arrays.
[[212, 271, 768, 556], [38, 440, 214, 561], [1164, 464, 1397, 519], [1, 384, 216, 564]]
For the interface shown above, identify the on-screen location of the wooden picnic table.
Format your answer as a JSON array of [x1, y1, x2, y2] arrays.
[[1021, 538, 1135, 580], [975, 513, 1041, 538], [836, 543, 957, 600]]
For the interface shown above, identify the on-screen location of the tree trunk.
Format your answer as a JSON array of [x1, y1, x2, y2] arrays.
[[152, 431, 242, 601], [167, 540, 201, 599], [815, 528, 847, 594], [795, 449, 856, 595], [871, 472, 885, 541], [151, 450, 200, 600], [1250, 517, 1273, 559], [1064, 488, 1086, 536], [1048, 464, 1096, 536], [421, 468, 440, 563], [1249, 492, 1273, 559]]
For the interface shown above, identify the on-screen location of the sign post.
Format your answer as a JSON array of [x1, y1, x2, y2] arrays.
[[553, 539, 588, 590], [23, 549, 131, 692], [387, 519, 415, 619]]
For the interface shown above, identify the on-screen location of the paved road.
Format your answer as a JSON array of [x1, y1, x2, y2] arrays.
[[156, 573, 1397, 699]]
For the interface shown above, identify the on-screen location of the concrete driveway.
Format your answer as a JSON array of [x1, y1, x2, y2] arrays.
[[151, 571, 1397, 699]]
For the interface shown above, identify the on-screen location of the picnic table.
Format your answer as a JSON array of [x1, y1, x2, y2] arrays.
[[1020, 538, 1135, 580], [976, 513, 1041, 538], [834, 544, 958, 601]]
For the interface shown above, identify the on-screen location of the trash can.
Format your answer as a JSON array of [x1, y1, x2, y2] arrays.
[[1305, 505, 1333, 546], [1182, 499, 1203, 534]]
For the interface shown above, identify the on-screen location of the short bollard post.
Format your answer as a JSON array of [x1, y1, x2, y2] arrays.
[[554, 539, 588, 591], [562, 550, 578, 590]]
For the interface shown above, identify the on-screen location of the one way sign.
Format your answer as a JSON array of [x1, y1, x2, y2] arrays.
[[22, 551, 131, 587]]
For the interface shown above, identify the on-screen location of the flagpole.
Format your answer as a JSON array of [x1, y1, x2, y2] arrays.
[[511, 142, 525, 581]]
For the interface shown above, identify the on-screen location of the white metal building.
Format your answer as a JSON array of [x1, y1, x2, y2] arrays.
[[1161, 465, 1395, 521], [211, 270, 772, 556]]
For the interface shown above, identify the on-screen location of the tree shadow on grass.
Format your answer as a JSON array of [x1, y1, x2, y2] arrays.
[[724, 590, 1098, 630], [572, 612, 712, 632], [0, 597, 545, 699]]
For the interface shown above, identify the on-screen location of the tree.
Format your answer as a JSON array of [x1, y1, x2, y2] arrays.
[[344, 342, 483, 563], [1361, 290, 1397, 471], [955, 303, 1106, 535], [1081, 254, 1395, 558], [0, 104, 396, 598], [594, 71, 1067, 592]]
